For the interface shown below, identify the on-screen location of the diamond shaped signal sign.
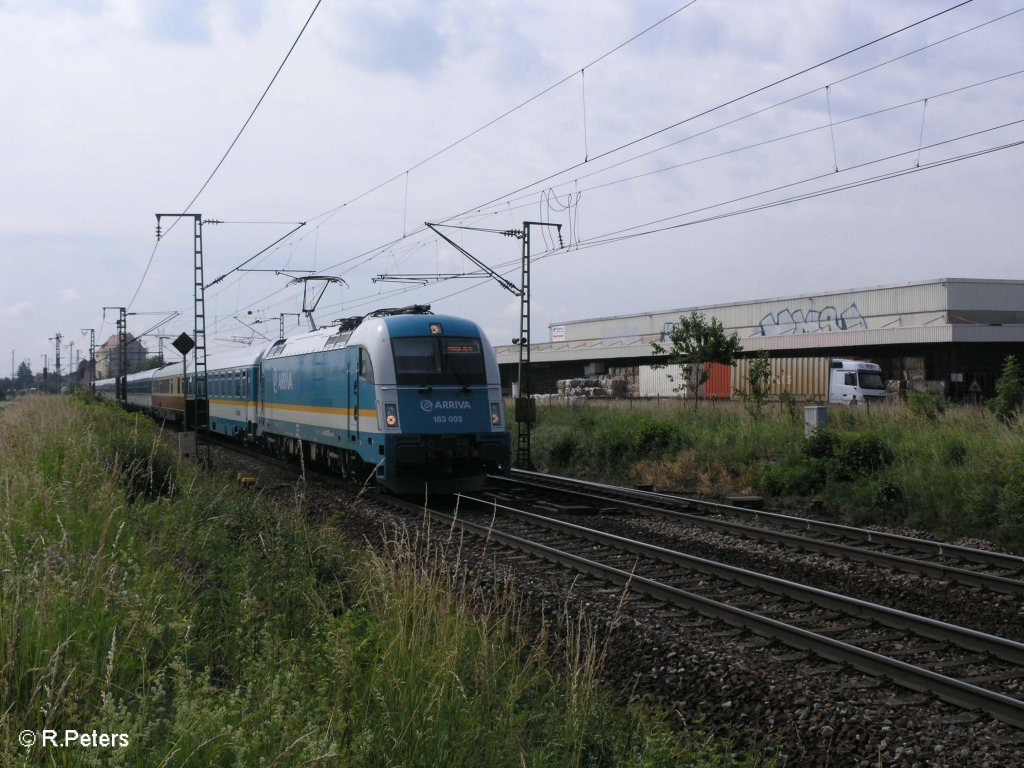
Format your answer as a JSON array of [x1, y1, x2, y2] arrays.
[[172, 332, 195, 356]]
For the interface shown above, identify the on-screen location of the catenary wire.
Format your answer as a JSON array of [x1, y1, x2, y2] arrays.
[[303, 1, 700, 227], [305, 0, 984, 287], [126, 0, 322, 310], [216, 2, 1002, 335]]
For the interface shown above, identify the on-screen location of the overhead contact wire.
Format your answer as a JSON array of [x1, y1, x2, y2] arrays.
[[127, 0, 322, 309]]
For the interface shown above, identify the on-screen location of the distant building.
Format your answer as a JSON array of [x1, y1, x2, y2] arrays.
[[496, 277, 1024, 401], [95, 333, 148, 378]]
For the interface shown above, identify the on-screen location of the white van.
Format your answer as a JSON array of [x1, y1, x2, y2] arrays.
[[828, 359, 886, 405]]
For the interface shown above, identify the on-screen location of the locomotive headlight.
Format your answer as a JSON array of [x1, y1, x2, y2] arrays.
[[384, 403, 399, 428], [490, 402, 502, 426]]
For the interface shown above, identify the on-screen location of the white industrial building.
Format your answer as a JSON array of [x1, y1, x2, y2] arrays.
[[494, 278, 1024, 400]]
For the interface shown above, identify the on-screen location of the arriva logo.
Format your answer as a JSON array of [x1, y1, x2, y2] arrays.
[[420, 399, 472, 412], [272, 370, 293, 394]]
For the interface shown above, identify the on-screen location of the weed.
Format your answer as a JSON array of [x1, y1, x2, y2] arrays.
[[871, 479, 905, 512], [942, 439, 968, 467], [2, 396, 768, 766], [802, 428, 839, 459], [760, 459, 829, 497], [632, 418, 677, 457], [835, 433, 894, 477], [526, 398, 1024, 553]]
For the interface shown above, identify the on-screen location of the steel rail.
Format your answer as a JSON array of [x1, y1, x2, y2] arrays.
[[460, 493, 1024, 664], [417, 496, 1024, 731], [494, 471, 1024, 594], [507, 469, 1024, 570]]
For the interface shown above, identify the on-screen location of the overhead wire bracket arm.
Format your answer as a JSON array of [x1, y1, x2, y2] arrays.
[[425, 222, 523, 296], [205, 222, 307, 288], [372, 272, 490, 285]]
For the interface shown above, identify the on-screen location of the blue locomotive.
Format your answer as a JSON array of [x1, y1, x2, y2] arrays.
[[97, 306, 511, 494]]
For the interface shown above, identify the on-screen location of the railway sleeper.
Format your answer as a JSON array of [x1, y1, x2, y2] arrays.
[[928, 653, 992, 669], [958, 669, 1024, 684], [882, 642, 949, 657]]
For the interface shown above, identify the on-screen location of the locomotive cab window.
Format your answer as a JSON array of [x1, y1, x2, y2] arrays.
[[392, 336, 485, 385], [358, 348, 375, 384], [392, 338, 440, 376], [444, 339, 484, 379]]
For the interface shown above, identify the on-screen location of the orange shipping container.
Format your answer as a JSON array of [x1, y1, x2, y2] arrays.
[[703, 362, 732, 399]]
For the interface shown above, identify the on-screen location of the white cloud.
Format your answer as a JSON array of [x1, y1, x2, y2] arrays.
[[1, 0, 1022, 363], [2, 300, 33, 319]]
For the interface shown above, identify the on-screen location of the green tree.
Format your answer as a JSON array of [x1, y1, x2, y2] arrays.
[[15, 360, 33, 389], [989, 355, 1024, 424], [130, 356, 166, 374], [651, 311, 742, 409], [744, 350, 772, 417]]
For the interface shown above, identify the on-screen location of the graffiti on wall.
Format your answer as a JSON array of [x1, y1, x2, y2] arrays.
[[751, 302, 867, 337]]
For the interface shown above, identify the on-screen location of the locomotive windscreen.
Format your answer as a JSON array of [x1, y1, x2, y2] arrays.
[[392, 336, 485, 385]]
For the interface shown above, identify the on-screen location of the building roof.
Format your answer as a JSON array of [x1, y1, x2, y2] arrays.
[[495, 277, 1024, 366]]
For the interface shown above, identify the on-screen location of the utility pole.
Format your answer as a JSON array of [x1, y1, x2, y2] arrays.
[[49, 333, 63, 383], [512, 222, 562, 470], [374, 219, 563, 470], [81, 329, 95, 390], [156, 213, 210, 429], [103, 307, 127, 402]]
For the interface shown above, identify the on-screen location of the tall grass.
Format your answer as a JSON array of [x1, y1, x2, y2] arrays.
[[527, 399, 1024, 553], [1, 395, 771, 767]]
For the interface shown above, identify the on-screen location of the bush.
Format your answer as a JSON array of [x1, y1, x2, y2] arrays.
[[907, 390, 945, 421], [599, 429, 633, 464], [871, 479, 905, 511], [547, 432, 579, 470], [942, 439, 968, 467], [801, 428, 839, 459], [835, 433, 894, 477], [759, 459, 829, 496], [989, 355, 1024, 424], [779, 390, 799, 422], [632, 419, 677, 457], [100, 425, 179, 499]]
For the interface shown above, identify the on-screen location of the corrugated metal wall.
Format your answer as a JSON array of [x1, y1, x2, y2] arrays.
[[638, 364, 688, 397], [624, 359, 833, 399], [733, 356, 830, 399]]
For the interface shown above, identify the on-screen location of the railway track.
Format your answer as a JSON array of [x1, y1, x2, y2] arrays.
[[203, 436, 1024, 761], [489, 469, 1024, 596], [386, 488, 1024, 731]]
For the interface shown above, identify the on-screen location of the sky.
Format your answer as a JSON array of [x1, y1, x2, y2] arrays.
[[2, 0, 1023, 377]]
